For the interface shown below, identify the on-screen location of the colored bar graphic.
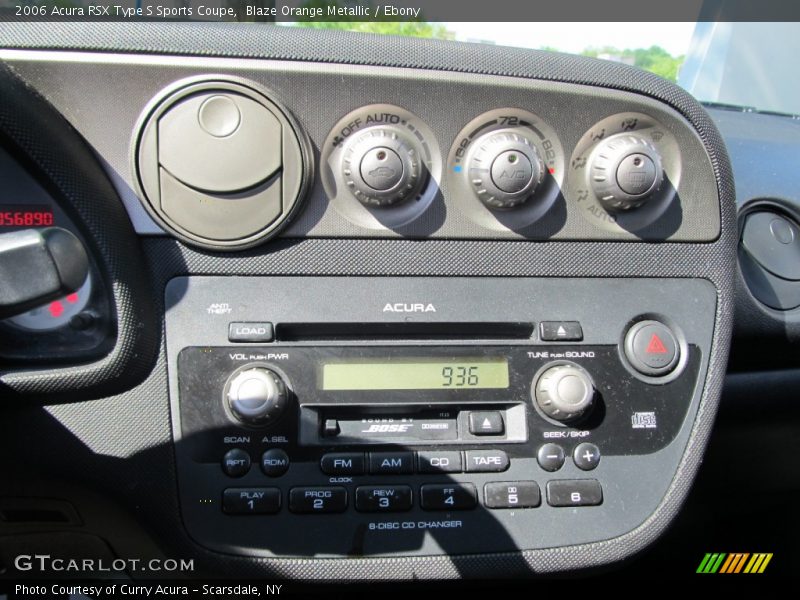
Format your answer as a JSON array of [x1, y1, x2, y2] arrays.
[[699, 552, 773, 574]]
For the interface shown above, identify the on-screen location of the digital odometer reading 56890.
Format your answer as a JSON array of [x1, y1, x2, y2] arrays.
[[321, 358, 509, 390], [0, 205, 54, 227]]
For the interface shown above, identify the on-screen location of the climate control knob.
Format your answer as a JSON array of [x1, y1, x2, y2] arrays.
[[534, 363, 595, 423], [225, 367, 289, 426], [468, 130, 545, 208], [590, 134, 664, 212], [340, 127, 425, 207]]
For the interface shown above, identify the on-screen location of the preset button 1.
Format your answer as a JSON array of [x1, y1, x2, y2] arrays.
[[222, 488, 281, 514]]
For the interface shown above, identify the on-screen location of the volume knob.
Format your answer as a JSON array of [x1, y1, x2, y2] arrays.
[[534, 363, 595, 423], [590, 134, 664, 212], [225, 367, 288, 426]]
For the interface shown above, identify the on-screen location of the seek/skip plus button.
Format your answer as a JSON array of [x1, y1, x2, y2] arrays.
[[465, 450, 509, 473]]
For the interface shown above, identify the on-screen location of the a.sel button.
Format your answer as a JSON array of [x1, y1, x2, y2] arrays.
[[420, 484, 478, 510], [484, 481, 541, 509], [546, 480, 603, 507], [289, 487, 348, 514], [464, 450, 509, 473], [355, 486, 413, 512], [223, 488, 281, 514]]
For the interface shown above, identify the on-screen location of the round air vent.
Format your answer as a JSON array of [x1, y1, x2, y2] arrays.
[[133, 78, 312, 251], [739, 206, 800, 310]]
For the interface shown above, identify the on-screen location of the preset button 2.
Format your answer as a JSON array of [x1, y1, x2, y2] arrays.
[[289, 487, 348, 513]]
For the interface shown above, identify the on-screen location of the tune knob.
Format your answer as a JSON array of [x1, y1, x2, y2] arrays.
[[534, 363, 595, 423], [340, 127, 426, 207], [225, 367, 289, 426], [590, 134, 664, 212], [468, 130, 545, 208]]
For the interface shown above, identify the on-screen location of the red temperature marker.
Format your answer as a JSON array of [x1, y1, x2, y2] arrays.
[[645, 334, 668, 354]]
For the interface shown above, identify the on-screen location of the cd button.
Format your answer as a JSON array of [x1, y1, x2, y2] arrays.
[[417, 451, 463, 473]]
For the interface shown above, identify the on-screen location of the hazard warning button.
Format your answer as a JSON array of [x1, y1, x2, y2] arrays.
[[624, 320, 680, 376]]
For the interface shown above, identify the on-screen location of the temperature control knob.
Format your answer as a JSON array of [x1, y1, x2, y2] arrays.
[[468, 130, 545, 208], [590, 134, 664, 212], [225, 367, 289, 426], [534, 363, 595, 423], [340, 127, 425, 207]]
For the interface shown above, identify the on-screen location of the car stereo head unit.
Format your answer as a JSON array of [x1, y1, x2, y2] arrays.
[[165, 276, 715, 558]]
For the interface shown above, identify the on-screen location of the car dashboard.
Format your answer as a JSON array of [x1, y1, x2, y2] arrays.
[[1, 22, 795, 581]]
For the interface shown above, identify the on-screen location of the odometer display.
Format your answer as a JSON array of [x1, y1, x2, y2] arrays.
[[321, 358, 509, 390], [0, 205, 54, 228]]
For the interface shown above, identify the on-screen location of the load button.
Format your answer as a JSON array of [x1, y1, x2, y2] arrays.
[[624, 320, 680, 376]]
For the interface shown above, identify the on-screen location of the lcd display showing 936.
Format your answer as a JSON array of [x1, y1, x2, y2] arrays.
[[320, 358, 509, 390]]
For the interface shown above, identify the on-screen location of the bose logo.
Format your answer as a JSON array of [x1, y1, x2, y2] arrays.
[[362, 424, 413, 433], [383, 303, 436, 313]]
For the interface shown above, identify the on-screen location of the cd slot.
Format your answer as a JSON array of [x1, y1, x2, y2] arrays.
[[275, 322, 534, 341]]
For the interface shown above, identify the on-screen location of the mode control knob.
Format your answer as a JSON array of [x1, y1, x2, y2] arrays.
[[225, 367, 288, 426], [590, 134, 664, 212], [341, 127, 425, 207], [534, 363, 595, 423], [469, 130, 545, 209]]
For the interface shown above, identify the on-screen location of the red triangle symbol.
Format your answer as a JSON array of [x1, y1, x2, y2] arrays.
[[646, 334, 668, 354]]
